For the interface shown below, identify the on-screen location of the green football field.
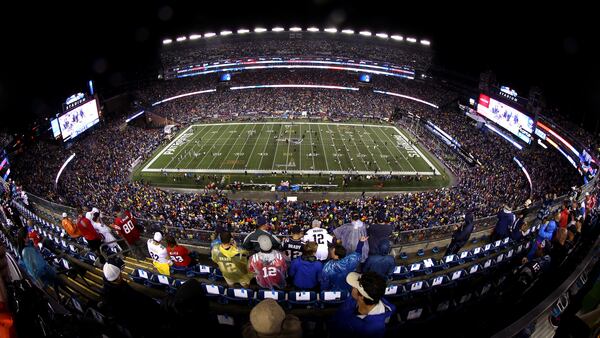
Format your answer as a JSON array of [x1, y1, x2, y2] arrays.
[[140, 122, 439, 176]]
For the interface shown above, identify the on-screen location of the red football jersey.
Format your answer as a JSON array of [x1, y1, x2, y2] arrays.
[[248, 251, 288, 289], [28, 230, 41, 246], [167, 245, 191, 267], [113, 211, 140, 244], [77, 217, 101, 241]]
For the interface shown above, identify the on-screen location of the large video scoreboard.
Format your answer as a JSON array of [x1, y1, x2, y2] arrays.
[[477, 94, 534, 144]]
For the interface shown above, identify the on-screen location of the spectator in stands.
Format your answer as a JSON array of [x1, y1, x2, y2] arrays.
[[510, 210, 527, 242], [16, 224, 28, 254], [559, 201, 570, 228], [61, 212, 81, 238], [101, 263, 162, 337], [362, 239, 395, 280], [527, 215, 557, 260], [321, 236, 367, 291], [242, 216, 281, 253], [76, 207, 104, 265], [445, 211, 474, 256], [166, 236, 196, 269], [492, 205, 515, 242], [111, 206, 145, 259], [248, 235, 288, 289], [162, 278, 211, 337], [26, 220, 42, 248], [367, 210, 393, 252], [303, 219, 333, 261], [21, 238, 59, 295], [147, 232, 171, 275], [90, 211, 119, 251], [281, 225, 304, 260], [334, 212, 369, 263], [211, 231, 252, 287], [289, 242, 323, 290], [329, 272, 396, 338], [242, 299, 302, 338]]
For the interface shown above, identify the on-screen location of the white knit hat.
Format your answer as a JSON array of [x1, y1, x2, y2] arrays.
[[103, 263, 121, 282], [154, 232, 163, 242], [62, 212, 68, 218]]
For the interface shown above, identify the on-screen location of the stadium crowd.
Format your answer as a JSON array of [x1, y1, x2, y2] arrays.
[[161, 34, 432, 72], [9, 68, 584, 243]]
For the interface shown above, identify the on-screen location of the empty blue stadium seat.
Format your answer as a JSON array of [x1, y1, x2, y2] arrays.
[[399, 252, 408, 260], [384, 284, 406, 298], [416, 249, 425, 257], [319, 291, 348, 307], [201, 283, 226, 300], [130, 268, 152, 285], [147, 274, 174, 290], [186, 264, 213, 278], [224, 288, 255, 304], [287, 291, 318, 307], [391, 265, 411, 280], [257, 289, 286, 302], [431, 246, 439, 254]]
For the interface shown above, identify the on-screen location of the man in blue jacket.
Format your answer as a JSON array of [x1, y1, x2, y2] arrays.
[[321, 236, 367, 291], [362, 239, 395, 280], [289, 242, 323, 290], [329, 271, 396, 338]]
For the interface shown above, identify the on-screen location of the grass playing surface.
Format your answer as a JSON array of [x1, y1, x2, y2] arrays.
[[141, 122, 439, 176]]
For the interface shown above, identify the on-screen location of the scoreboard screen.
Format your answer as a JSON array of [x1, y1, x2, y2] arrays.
[[50, 118, 61, 139], [58, 99, 100, 142], [477, 94, 534, 144]]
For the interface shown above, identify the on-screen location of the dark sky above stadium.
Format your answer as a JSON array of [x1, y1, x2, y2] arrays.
[[0, 1, 597, 133]]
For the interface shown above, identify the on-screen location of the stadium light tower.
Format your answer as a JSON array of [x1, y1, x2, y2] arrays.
[[272, 27, 285, 32], [341, 29, 354, 34], [307, 27, 319, 32], [254, 27, 267, 33], [162, 39, 173, 44], [359, 31, 372, 36], [220, 30, 232, 36], [420, 39, 431, 46], [289, 26, 302, 32], [390, 35, 404, 41], [406, 37, 417, 43], [176, 36, 187, 42], [189, 34, 202, 40], [204, 32, 216, 38], [324, 27, 337, 33], [237, 28, 250, 34], [376, 33, 389, 39]]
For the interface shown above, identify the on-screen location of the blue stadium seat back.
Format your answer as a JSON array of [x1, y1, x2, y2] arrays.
[[224, 288, 256, 304], [422, 258, 444, 273], [61, 258, 72, 270], [171, 265, 189, 275], [399, 305, 429, 322], [429, 275, 450, 289], [481, 257, 495, 270], [449, 269, 468, 282], [416, 249, 425, 257], [475, 282, 493, 298], [391, 265, 411, 280], [51, 257, 62, 269], [408, 263, 429, 277], [470, 246, 485, 259], [287, 291, 318, 307], [385, 284, 406, 298], [319, 291, 348, 307], [68, 295, 86, 314], [40, 247, 55, 260], [82, 251, 98, 265], [431, 246, 440, 254], [456, 292, 473, 305], [466, 263, 482, 277], [399, 252, 409, 260], [148, 274, 174, 290], [257, 289, 286, 303], [201, 283, 226, 298], [85, 307, 106, 325], [406, 280, 430, 294], [210, 268, 225, 281], [130, 268, 153, 285], [186, 264, 213, 278], [433, 299, 454, 314]]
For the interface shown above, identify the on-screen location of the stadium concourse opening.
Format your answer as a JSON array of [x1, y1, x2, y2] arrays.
[[135, 121, 449, 192]]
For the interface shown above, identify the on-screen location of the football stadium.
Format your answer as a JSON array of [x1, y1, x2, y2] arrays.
[[1, 5, 600, 338]]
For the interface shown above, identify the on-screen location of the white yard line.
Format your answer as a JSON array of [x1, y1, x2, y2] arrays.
[[184, 124, 227, 169], [142, 122, 436, 175], [335, 124, 362, 171], [285, 124, 292, 171], [218, 124, 252, 169], [269, 124, 285, 170], [373, 126, 417, 173], [232, 123, 262, 169], [307, 124, 318, 170], [178, 124, 213, 169], [206, 124, 246, 169], [298, 124, 302, 171], [360, 127, 394, 172]]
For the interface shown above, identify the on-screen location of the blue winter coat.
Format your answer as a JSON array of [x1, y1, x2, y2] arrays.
[[290, 255, 323, 290], [329, 296, 396, 338], [362, 240, 395, 279]]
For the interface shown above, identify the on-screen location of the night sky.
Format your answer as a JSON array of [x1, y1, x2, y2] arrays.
[[0, 1, 597, 133]]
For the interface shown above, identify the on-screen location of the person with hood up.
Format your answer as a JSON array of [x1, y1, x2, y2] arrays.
[[329, 272, 396, 338], [362, 239, 395, 280], [445, 211, 475, 256], [334, 212, 369, 263]]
